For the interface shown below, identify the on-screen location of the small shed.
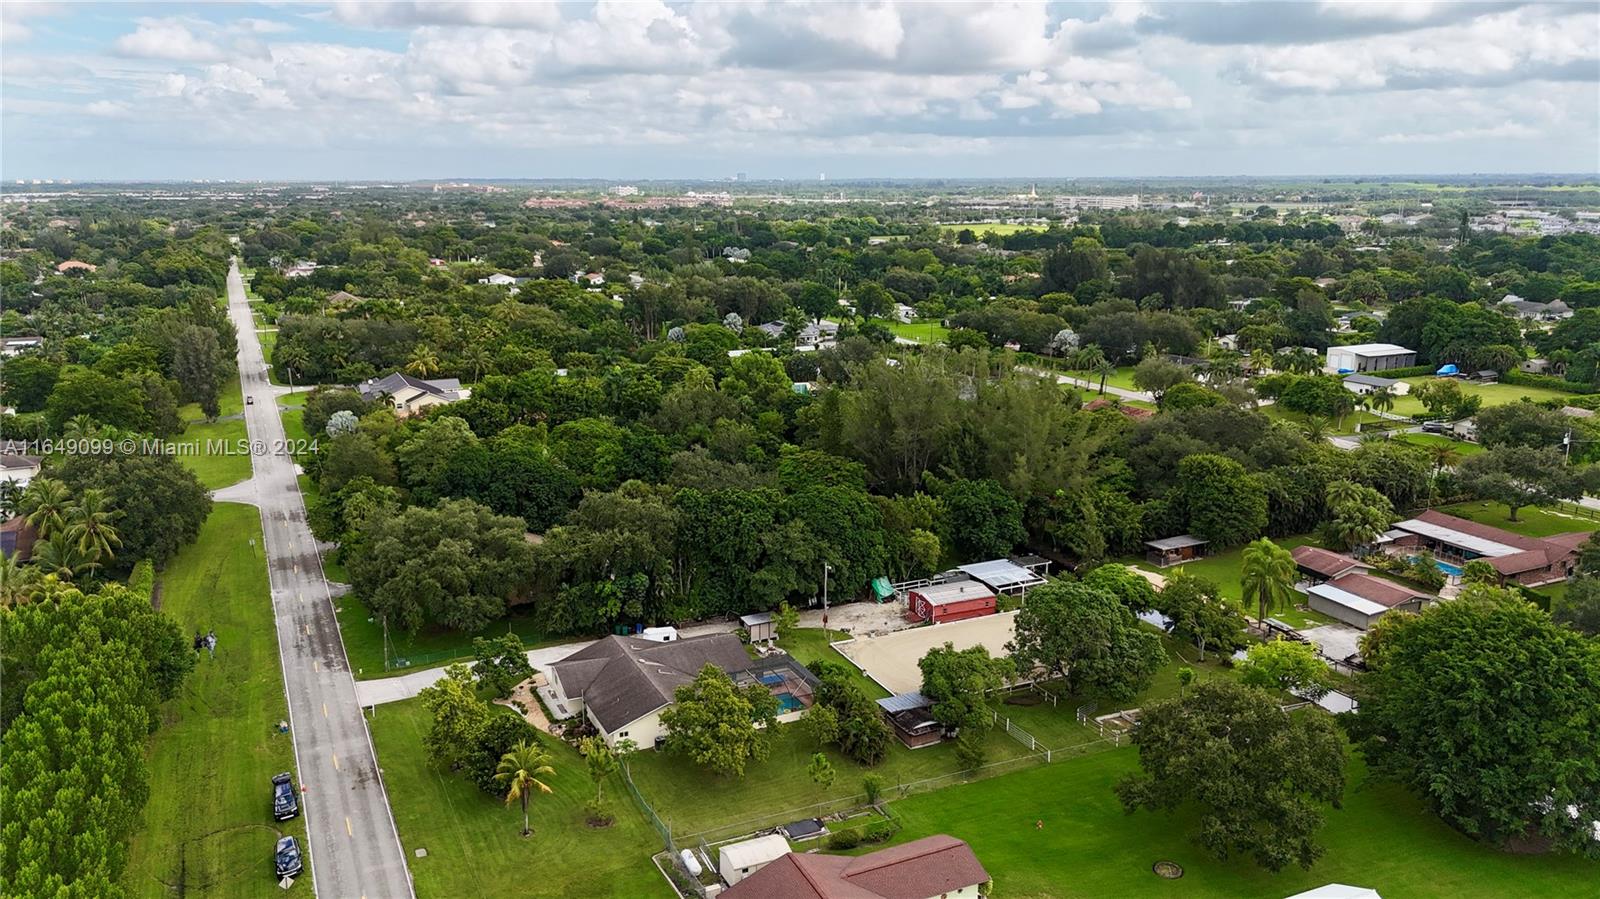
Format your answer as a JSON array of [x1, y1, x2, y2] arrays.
[[876, 691, 942, 748], [906, 579, 997, 624], [718, 833, 791, 886], [739, 612, 775, 643], [1145, 535, 1208, 568]]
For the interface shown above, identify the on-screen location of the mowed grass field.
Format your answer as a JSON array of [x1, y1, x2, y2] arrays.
[[174, 376, 252, 489], [1123, 536, 1335, 629], [1436, 500, 1600, 538], [335, 600, 553, 679], [1384, 377, 1580, 417], [883, 319, 950, 344], [368, 699, 671, 899], [123, 503, 303, 899], [881, 749, 1600, 899], [175, 417, 251, 490], [938, 223, 1050, 236]]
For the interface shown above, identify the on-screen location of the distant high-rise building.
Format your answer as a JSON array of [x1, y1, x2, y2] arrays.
[[735, 172, 747, 181], [819, 172, 826, 181]]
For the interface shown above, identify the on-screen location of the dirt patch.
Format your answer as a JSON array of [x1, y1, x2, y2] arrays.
[[150, 579, 164, 610], [1003, 693, 1043, 707]]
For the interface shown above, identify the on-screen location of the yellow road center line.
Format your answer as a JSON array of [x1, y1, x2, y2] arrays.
[[322, 703, 328, 718], [346, 817, 353, 837], [332, 753, 340, 770]]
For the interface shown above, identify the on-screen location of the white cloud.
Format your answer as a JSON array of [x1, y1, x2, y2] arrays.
[[328, 1, 562, 31], [6, 1, 1596, 177], [113, 19, 229, 63]]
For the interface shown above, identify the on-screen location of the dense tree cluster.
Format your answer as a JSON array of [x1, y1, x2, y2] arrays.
[[0, 583, 193, 896]]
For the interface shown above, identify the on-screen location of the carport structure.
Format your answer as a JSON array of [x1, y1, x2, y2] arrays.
[[957, 558, 1048, 597]]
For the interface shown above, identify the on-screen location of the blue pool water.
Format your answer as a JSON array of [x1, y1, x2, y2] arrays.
[[1410, 555, 1463, 577], [775, 692, 804, 713]]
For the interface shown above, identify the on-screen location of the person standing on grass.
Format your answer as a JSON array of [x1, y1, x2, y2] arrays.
[[206, 629, 217, 659]]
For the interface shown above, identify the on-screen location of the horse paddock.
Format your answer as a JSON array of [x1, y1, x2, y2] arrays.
[[833, 611, 1018, 694]]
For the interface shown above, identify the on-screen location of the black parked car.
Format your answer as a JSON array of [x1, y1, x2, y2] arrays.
[[271, 772, 299, 821], [274, 836, 303, 879]]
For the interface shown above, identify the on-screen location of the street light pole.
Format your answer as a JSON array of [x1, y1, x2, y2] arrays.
[[822, 562, 831, 643]]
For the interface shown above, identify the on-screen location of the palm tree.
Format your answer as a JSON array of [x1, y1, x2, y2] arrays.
[[462, 341, 493, 383], [495, 741, 555, 837], [1325, 479, 1364, 510], [405, 344, 441, 378], [1429, 443, 1460, 473], [277, 344, 311, 388], [0, 554, 43, 606], [1092, 358, 1117, 395], [61, 415, 99, 443], [1299, 416, 1332, 442], [1366, 387, 1395, 417], [23, 478, 71, 538], [1248, 349, 1274, 374], [32, 532, 90, 582], [1241, 538, 1297, 632], [67, 488, 121, 579]]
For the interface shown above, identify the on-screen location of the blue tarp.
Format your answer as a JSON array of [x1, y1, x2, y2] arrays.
[[1437, 364, 1459, 375]]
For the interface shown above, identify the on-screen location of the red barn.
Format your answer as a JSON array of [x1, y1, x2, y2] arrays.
[[907, 579, 997, 624]]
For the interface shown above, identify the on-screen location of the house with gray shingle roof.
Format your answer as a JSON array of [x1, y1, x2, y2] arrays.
[[547, 633, 755, 748]]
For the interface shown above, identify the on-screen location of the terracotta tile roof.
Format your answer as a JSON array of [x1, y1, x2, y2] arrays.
[[721, 835, 989, 899], [1326, 572, 1431, 608], [1291, 545, 1364, 579]]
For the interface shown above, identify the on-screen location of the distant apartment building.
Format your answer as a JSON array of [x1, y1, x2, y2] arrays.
[[1053, 194, 1141, 211]]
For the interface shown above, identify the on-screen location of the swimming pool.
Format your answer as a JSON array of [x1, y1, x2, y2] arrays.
[[1410, 555, 1463, 577], [775, 692, 805, 713]]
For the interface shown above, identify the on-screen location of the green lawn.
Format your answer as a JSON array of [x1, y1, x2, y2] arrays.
[[124, 503, 303, 899], [939, 223, 1048, 236], [336, 598, 555, 679], [881, 749, 1599, 898], [1385, 378, 1580, 418], [277, 390, 311, 408], [882, 319, 950, 344], [369, 700, 670, 899], [1437, 500, 1600, 538], [777, 627, 889, 698], [178, 378, 245, 422], [176, 417, 252, 490], [1123, 535, 1335, 629], [1261, 404, 1389, 437], [1061, 365, 1139, 393], [1393, 432, 1484, 457], [625, 712, 1037, 841]]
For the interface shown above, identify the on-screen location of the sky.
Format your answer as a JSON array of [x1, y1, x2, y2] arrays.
[[2, 1, 1598, 181]]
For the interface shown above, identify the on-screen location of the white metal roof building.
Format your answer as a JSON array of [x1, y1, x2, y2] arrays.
[[957, 559, 1047, 595], [1391, 518, 1520, 557], [1325, 343, 1416, 374]]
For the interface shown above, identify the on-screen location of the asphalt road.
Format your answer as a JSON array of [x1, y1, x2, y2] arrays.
[[226, 260, 415, 899]]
